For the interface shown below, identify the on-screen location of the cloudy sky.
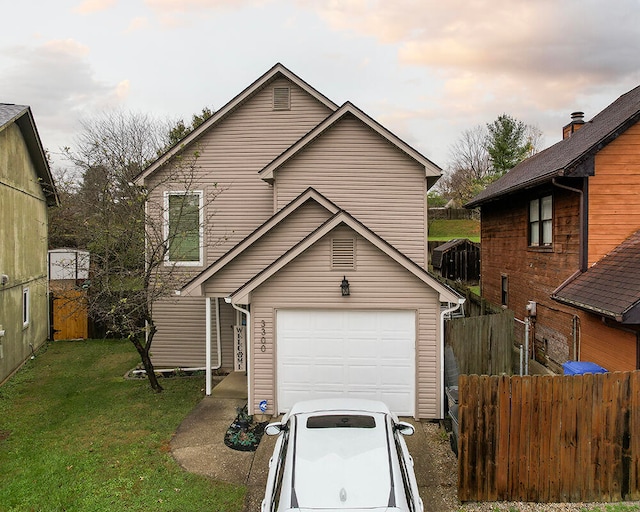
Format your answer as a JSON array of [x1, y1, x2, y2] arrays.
[[2, 0, 640, 171]]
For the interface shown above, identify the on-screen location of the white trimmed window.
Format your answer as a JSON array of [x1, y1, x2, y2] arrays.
[[164, 191, 204, 266], [529, 195, 553, 247], [23, 287, 30, 327]]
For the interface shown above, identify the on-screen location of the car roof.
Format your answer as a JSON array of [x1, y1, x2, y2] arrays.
[[287, 398, 392, 416]]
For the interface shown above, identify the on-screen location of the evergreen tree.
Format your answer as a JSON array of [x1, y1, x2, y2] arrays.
[[485, 114, 531, 177]]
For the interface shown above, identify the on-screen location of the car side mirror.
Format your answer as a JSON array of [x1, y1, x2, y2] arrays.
[[265, 422, 286, 436], [394, 421, 415, 436]]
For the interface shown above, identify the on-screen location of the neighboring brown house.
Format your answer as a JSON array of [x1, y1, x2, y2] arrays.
[[467, 85, 640, 373], [0, 104, 58, 384], [135, 64, 463, 419]]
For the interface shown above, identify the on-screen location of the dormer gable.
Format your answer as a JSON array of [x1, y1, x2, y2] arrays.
[[259, 101, 441, 186], [134, 63, 339, 185]]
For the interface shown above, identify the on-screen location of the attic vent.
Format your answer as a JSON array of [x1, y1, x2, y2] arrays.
[[273, 87, 290, 110], [332, 238, 355, 269]]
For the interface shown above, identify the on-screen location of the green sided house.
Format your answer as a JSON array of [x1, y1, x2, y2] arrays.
[[135, 64, 463, 419], [0, 104, 58, 384]]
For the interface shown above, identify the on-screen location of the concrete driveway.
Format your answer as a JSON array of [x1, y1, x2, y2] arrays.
[[170, 373, 459, 511]]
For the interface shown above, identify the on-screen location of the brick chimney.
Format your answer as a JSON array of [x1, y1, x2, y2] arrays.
[[563, 111, 585, 139]]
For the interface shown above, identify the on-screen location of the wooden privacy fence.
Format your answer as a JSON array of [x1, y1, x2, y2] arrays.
[[458, 372, 640, 503], [445, 310, 513, 376]]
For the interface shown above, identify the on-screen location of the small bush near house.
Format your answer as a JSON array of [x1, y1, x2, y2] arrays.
[[0, 339, 245, 512]]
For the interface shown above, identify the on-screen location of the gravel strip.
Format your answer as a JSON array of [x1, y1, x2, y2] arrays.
[[422, 421, 640, 512]]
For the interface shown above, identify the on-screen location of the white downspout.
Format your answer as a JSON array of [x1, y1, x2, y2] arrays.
[[440, 299, 464, 419], [205, 297, 223, 396], [226, 298, 252, 414], [206, 297, 212, 395], [215, 297, 222, 371]]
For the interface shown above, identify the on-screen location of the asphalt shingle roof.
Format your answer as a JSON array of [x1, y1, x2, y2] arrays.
[[552, 230, 640, 324], [467, 84, 640, 207], [0, 103, 59, 205], [0, 103, 29, 129]]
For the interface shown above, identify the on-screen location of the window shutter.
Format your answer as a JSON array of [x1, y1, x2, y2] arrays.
[[332, 238, 355, 269], [273, 87, 290, 110]]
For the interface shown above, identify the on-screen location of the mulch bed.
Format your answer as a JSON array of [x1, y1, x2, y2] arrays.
[[224, 404, 268, 452]]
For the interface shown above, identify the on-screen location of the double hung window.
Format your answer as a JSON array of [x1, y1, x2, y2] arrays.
[[164, 191, 203, 265], [529, 195, 553, 247]]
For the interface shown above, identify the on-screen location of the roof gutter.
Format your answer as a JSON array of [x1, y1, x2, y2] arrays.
[[552, 294, 623, 322], [552, 178, 587, 271], [466, 170, 561, 208]]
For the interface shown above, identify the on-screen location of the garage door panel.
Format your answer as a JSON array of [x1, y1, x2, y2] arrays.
[[381, 341, 413, 358], [317, 364, 345, 382], [380, 392, 411, 413], [277, 310, 415, 416], [380, 367, 413, 386], [279, 364, 312, 384], [349, 365, 379, 384], [315, 340, 345, 356]]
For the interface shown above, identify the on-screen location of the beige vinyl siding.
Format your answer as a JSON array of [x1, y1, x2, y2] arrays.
[[204, 200, 333, 295], [147, 77, 332, 269], [252, 303, 275, 407], [151, 297, 206, 368], [150, 296, 235, 370], [589, 122, 640, 264], [145, 77, 332, 367], [249, 225, 441, 419], [273, 115, 428, 266]]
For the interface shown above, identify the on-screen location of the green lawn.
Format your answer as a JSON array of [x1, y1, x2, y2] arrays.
[[0, 339, 245, 512], [428, 219, 480, 242]]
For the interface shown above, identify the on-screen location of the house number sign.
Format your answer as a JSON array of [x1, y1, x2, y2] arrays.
[[260, 320, 266, 353]]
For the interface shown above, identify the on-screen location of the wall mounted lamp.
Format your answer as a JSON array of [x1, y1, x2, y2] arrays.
[[341, 276, 350, 297]]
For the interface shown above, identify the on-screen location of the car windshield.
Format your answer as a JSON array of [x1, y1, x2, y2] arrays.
[[292, 412, 392, 509]]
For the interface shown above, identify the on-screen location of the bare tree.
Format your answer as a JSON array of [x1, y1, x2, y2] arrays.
[[439, 117, 543, 206], [436, 126, 491, 207], [57, 109, 220, 392], [524, 124, 544, 158], [448, 125, 491, 183]]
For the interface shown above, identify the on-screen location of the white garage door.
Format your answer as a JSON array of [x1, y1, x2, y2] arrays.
[[276, 310, 416, 416]]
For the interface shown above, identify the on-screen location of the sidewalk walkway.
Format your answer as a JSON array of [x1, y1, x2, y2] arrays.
[[169, 372, 277, 511]]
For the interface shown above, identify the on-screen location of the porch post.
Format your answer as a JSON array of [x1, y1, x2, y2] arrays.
[[205, 296, 212, 395]]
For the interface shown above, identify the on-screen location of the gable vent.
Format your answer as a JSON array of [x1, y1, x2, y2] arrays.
[[332, 238, 355, 269], [273, 87, 291, 111]]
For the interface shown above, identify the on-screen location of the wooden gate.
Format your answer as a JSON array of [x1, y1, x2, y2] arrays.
[[51, 288, 88, 340], [458, 372, 640, 503]]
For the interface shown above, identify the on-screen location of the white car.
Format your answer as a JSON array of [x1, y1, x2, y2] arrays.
[[261, 398, 424, 512]]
